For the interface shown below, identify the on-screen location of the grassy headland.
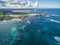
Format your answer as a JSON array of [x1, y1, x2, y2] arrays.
[[0, 13, 28, 21], [0, 13, 47, 21]]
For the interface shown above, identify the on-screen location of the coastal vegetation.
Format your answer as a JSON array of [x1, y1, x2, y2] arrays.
[[0, 13, 47, 21], [0, 13, 28, 21]]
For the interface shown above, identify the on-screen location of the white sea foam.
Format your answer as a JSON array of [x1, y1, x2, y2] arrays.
[[51, 14, 59, 16], [0, 20, 11, 23], [0, 18, 23, 25], [48, 19, 60, 23], [46, 14, 60, 17], [27, 20, 31, 24], [2, 20, 8, 22], [11, 18, 22, 22], [54, 36, 60, 41]]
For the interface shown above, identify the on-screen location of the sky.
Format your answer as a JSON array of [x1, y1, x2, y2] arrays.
[[37, 0, 60, 8], [0, 0, 60, 8], [29, 0, 60, 8]]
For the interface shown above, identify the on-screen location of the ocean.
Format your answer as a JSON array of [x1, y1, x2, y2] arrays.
[[0, 9, 60, 45]]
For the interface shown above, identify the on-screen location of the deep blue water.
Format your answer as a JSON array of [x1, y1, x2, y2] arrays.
[[0, 9, 60, 45], [23, 8, 60, 15], [37, 9, 60, 15]]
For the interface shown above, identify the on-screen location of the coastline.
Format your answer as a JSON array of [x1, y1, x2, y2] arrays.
[[0, 13, 47, 21], [0, 14, 28, 21]]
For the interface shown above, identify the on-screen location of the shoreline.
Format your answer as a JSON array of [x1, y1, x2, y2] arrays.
[[0, 13, 47, 21], [0, 14, 28, 21]]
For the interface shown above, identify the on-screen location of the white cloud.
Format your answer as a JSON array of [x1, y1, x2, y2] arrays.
[[0, 0, 40, 8], [0, 0, 60, 8], [0, 0, 10, 2]]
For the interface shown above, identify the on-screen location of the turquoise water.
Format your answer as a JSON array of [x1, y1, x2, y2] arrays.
[[0, 9, 60, 45]]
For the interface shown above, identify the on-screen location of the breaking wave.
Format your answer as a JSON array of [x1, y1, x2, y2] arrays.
[[48, 19, 60, 23]]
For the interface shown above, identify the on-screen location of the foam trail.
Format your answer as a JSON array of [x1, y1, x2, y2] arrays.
[[54, 36, 60, 41], [48, 19, 60, 23], [51, 14, 60, 17], [27, 20, 31, 24], [11, 18, 22, 22]]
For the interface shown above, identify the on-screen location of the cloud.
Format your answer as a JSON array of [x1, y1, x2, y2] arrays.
[[0, 0, 40, 8], [0, 0, 10, 2], [0, 0, 60, 8]]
